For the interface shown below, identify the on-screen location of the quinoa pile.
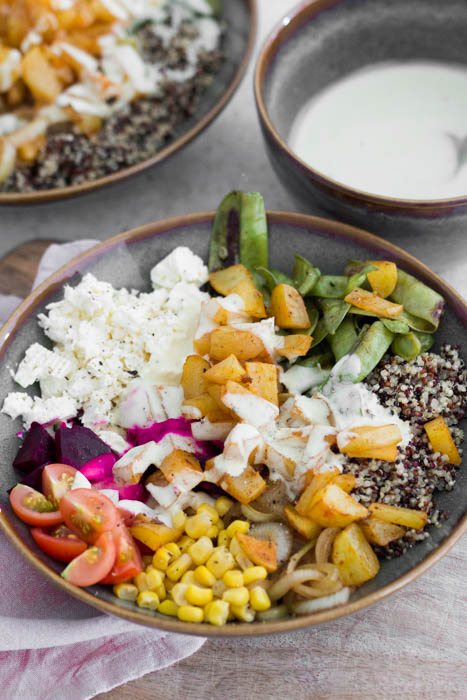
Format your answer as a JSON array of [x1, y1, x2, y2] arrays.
[[3, 21, 224, 193], [344, 344, 467, 558]]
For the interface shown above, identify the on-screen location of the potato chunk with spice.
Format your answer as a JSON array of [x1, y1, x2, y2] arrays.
[[332, 522, 380, 585]]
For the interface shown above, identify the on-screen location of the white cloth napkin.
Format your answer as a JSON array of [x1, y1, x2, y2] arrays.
[[0, 240, 205, 700]]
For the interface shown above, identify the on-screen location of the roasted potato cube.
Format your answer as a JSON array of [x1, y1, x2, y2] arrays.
[[332, 523, 380, 585], [17, 134, 45, 163], [308, 483, 368, 528], [130, 523, 183, 551], [368, 503, 428, 530], [22, 46, 62, 103], [159, 450, 203, 491], [340, 424, 402, 461], [284, 504, 322, 540], [424, 416, 461, 465], [367, 261, 398, 298], [181, 355, 211, 400], [236, 532, 277, 572], [210, 327, 264, 362], [360, 516, 406, 546], [333, 473, 356, 493], [276, 334, 312, 360], [270, 283, 311, 329], [344, 287, 403, 319], [230, 279, 266, 318], [220, 465, 266, 504], [209, 264, 255, 296], [181, 394, 231, 423], [204, 354, 247, 384], [193, 333, 211, 356], [245, 361, 279, 405], [296, 467, 340, 517]]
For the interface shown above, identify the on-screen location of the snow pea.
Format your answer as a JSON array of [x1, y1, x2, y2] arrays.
[[353, 321, 394, 381], [256, 267, 294, 292], [308, 318, 328, 349], [308, 275, 348, 298], [317, 298, 350, 335], [392, 330, 434, 360], [298, 344, 334, 370], [329, 316, 358, 362], [293, 255, 321, 296], [390, 269, 445, 332]]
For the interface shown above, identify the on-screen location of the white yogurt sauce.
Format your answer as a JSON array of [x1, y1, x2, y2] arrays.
[[289, 61, 467, 200]]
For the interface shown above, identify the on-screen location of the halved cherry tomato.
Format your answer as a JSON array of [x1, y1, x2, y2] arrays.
[[42, 463, 78, 508], [31, 525, 87, 563], [61, 531, 116, 587], [60, 488, 118, 544], [10, 484, 63, 527], [100, 521, 143, 584]]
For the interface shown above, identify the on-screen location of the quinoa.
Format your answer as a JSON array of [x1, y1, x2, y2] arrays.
[[344, 345, 467, 558], [2, 20, 224, 193]]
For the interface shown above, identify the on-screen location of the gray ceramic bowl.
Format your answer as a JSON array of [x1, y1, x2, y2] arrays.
[[0, 211, 465, 636], [255, 0, 467, 238]]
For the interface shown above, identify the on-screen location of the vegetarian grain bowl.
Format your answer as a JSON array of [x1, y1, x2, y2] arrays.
[[0, 194, 465, 632]]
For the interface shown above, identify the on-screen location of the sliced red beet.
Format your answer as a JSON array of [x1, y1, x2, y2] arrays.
[[80, 453, 116, 481], [127, 417, 193, 445], [55, 425, 112, 469], [12, 422, 55, 474]]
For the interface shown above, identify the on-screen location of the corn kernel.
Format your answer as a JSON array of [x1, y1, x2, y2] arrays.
[[170, 583, 189, 606], [215, 496, 233, 518], [165, 578, 175, 592], [177, 605, 204, 623], [186, 584, 213, 606], [188, 536, 214, 565], [226, 520, 250, 538], [223, 569, 244, 588], [223, 586, 249, 606], [153, 545, 179, 571], [158, 599, 178, 617], [185, 512, 212, 539], [155, 582, 167, 601], [136, 591, 160, 610], [243, 566, 268, 585], [231, 603, 255, 622], [172, 509, 187, 530], [249, 586, 271, 612], [166, 542, 182, 557], [206, 546, 235, 579], [229, 536, 242, 557], [134, 572, 150, 592], [212, 579, 227, 598], [205, 599, 229, 626], [146, 568, 163, 591], [194, 565, 216, 587], [178, 536, 195, 553], [181, 570, 197, 585], [142, 555, 153, 567], [206, 525, 219, 539], [166, 553, 193, 582], [113, 583, 138, 601], [197, 503, 219, 524], [236, 552, 254, 571], [218, 529, 229, 547]]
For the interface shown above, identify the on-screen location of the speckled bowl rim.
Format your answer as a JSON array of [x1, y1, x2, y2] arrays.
[[0, 210, 465, 636], [254, 0, 467, 211], [0, 0, 257, 207]]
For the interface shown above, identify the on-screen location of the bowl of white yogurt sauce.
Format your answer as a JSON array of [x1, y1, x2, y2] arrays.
[[255, 0, 467, 238]]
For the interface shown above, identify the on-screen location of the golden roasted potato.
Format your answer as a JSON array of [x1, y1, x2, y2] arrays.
[[209, 327, 264, 362], [424, 416, 461, 465], [130, 523, 183, 551], [340, 424, 402, 461], [269, 283, 311, 329], [193, 333, 211, 356], [159, 450, 203, 491], [276, 334, 313, 359], [181, 355, 211, 400], [333, 473, 356, 493], [344, 287, 403, 319], [308, 483, 368, 528], [17, 134, 46, 163], [284, 504, 322, 540], [236, 532, 277, 572], [360, 516, 406, 546], [204, 353, 247, 384], [368, 502, 428, 530], [209, 264, 255, 296], [220, 465, 266, 504], [296, 467, 340, 517], [332, 522, 380, 585], [230, 279, 266, 318], [245, 361, 279, 405], [181, 394, 231, 423], [367, 261, 398, 298], [22, 46, 62, 103]]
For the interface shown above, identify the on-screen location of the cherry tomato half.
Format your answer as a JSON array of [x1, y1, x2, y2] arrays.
[[61, 531, 116, 587], [42, 464, 77, 508], [100, 521, 143, 584], [60, 488, 118, 544], [31, 524, 87, 563], [10, 484, 63, 527]]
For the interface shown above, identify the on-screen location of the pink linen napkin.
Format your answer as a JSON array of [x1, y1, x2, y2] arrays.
[[0, 240, 205, 700]]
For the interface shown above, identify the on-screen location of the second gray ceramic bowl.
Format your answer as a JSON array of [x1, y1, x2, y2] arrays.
[[255, 0, 467, 238]]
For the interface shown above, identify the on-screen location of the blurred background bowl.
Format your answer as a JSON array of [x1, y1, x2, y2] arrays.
[[255, 0, 467, 238]]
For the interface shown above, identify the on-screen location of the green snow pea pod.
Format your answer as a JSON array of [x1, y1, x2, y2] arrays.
[[309, 275, 348, 298], [308, 318, 328, 349], [345, 263, 378, 296], [329, 316, 358, 362], [206, 0, 222, 15], [390, 269, 445, 332], [415, 331, 435, 353], [381, 317, 411, 334], [298, 344, 334, 370], [255, 266, 294, 292], [353, 321, 394, 381], [293, 255, 321, 296], [317, 298, 350, 335], [391, 332, 422, 361]]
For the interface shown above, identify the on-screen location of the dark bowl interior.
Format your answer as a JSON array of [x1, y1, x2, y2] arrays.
[[0, 212, 465, 636], [0, 0, 256, 205]]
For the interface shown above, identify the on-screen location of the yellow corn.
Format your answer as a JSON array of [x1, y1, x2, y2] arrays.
[[172, 510, 187, 530], [166, 553, 193, 582], [212, 579, 227, 598], [231, 603, 255, 623], [217, 519, 225, 531], [185, 512, 212, 539], [158, 599, 178, 617], [165, 578, 175, 592], [186, 584, 213, 606], [206, 525, 219, 539], [215, 496, 233, 517], [205, 599, 229, 626], [236, 552, 254, 571], [194, 565, 216, 587], [155, 582, 167, 601], [142, 555, 153, 568], [206, 546, 235, 579], [197, 503, 219, 525], [181, 570, 197, 585], [223, 569, 244, 588], [218, 529, 229, 547], [145, 568, 163, 591], [153, 543, 180, 570], [134, 572, 150, 593], [188, 536, 214, 565], [226, 520, 250, 538], [170, 583, 189, 606], [229, 536, 242, 557], [223, 586, 249, 607], [177, 605, 204, 623], [249, 586, 271, 612], [242, 566, 268, 585], [113, 583, 138, 601], [178, 536, 196, 553], [136, 591, 160, 610]]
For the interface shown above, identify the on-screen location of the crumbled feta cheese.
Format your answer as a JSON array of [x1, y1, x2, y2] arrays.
[[150, 247, 208, 289]]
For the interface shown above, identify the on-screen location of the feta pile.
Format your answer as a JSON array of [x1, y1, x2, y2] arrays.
[[2, 247, 209, 440]]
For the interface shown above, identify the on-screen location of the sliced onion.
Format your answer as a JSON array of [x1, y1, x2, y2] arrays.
[[290, 587, 351, 615], [0, 138, 15, 183], [241, 503, 278, 523], [256, 604, 289, 621], [268, 567, 324, 602], [293, 580, 342, 599], [315, 527, 340, 564], [286, 540, 315, 575]]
